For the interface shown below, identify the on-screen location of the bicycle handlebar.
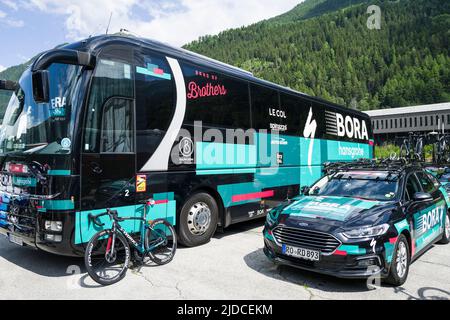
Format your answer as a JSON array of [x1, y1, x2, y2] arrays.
[[89, 209, 124, 227], [88, 209, 148, 227]]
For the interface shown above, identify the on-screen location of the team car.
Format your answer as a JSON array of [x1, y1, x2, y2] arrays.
[[263, 160, 450, 286], [425, 165, 450, 192]]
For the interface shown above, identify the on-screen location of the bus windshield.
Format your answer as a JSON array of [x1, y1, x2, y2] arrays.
[[0, 63, 83, 155]]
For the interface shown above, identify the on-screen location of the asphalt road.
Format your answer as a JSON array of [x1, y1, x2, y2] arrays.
[[0, 219, 449, 300]]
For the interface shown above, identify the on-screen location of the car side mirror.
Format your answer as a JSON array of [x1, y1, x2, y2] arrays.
[[413, 192, 433, 203], [32, 70, 50, 103], [301, 186, 310, 195]]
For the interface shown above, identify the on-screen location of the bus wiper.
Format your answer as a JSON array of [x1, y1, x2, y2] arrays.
[[24, 143, 49, 154]]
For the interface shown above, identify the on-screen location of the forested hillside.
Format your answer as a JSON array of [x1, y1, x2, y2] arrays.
[[0, 62, 30, 118], [185, 0, 450, 110], [0, 0, 448, 119]]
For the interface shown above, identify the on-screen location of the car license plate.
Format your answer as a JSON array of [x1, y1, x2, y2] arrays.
[[282, 244, 320, 261], [8, 234, 23, 246]]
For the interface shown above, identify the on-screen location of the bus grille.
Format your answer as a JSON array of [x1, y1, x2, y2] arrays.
[[273, 226, 341, 254]]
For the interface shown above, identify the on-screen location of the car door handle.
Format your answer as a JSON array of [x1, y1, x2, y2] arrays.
[[90, 162, 103, 174]]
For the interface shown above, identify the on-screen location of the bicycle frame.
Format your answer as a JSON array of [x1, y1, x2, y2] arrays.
[[107, 205, 167, 256]]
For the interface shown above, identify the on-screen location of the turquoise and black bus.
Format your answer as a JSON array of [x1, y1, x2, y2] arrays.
[[0, 34, 374, 256]]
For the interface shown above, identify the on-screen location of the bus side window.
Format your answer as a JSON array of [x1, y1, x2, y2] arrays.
[[100, 98, 134, 153], [134, 49, 176, 169], [182, 63, 251, 130]]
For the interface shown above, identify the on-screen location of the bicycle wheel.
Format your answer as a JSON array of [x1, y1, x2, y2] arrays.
[[415, 139, 423, 160], [84, 229, 131, 286], [399, 143, 409, 160], [145, 219, 177, 266]]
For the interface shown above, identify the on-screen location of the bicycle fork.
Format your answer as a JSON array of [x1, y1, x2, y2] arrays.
[[105, 226, 117, 263]]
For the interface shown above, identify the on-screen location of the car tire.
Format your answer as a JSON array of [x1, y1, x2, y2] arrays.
[[384, 234, 410, 287], [438, 212, 450, 244], [178, 192, 219, 247]]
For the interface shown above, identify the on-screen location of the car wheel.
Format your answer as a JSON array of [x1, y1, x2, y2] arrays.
[[438, 212, 450, 244], [384, 234, 410, 286], [178, 192, 219, 247]]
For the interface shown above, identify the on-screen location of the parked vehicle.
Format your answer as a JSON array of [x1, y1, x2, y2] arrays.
[[0, 34, 373, 256], [263, 160, 450, 286], [85, 201, 176, 286]]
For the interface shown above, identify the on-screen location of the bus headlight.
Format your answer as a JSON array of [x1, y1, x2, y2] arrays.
[[342, 224, 389, 239], [45, 221, 63, 232]]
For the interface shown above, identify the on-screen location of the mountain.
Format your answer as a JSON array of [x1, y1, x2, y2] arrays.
[[268, 0, 369, 24], [1, 0, 449, 117], [0, 61, 31, 119], [184, 0, 450, 110]]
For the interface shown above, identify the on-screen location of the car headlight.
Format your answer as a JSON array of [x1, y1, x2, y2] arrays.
[[342, 224, 389, 239]]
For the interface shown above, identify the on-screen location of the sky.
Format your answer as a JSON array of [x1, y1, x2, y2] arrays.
[[0, 0, 302, 71]]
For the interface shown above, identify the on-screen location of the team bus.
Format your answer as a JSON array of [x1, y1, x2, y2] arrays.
[[0, 34, 374, 256]]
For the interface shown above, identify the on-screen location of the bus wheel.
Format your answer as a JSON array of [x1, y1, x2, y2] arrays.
[[178, 192, 219, 247]]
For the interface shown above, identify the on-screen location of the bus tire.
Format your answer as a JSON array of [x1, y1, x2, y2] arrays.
[[178, 192, 219, 247]]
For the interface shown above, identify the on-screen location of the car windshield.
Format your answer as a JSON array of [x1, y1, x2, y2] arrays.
[[0, 63, 83, 155], [310, 172, 399, 201]]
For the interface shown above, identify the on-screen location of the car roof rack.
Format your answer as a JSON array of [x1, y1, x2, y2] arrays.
[[323, 158, 421, 176]]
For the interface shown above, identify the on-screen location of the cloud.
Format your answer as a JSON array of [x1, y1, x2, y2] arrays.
[[0, 65, 6, 72], [19, 0, 300, 46], [0, 7, 24, 27], [1, 0, 18, 11]]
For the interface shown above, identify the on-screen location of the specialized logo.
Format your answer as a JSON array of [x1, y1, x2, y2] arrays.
[[303, 108, 317, 172], [370, 238, 377, 253], [325, 110, 369, 141]]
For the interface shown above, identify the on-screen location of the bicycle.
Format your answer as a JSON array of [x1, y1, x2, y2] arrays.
[[432, 133, 450, 164], [84, 201, 177, 286], [397, 132, 425, 162]]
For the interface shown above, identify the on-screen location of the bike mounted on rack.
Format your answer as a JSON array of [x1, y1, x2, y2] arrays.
[[322, 158, 419, 177], [383, 132, 450, 184]]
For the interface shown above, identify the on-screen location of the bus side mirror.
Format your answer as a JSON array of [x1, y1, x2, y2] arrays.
[[32, 70, 50, 103]]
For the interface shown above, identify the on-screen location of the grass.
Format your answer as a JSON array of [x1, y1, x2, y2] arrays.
[[375, 144, 434, 162]]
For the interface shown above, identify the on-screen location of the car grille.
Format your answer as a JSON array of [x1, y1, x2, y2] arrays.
[[273, 226, 341, 254]]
